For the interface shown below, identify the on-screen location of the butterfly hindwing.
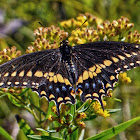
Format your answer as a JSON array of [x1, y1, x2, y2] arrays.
[[32, 61, 75, 114], [73, 41, 140, 106]]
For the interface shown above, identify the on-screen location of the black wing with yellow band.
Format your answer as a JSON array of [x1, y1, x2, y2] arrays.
[[0, 49, 59, 88], [0, 41, 139, 114], [0, 48, 75, 114], [73, 41, 140, 107]]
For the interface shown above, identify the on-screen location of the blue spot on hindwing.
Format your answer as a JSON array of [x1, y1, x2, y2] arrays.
[[62, 86, 67, 91], [56, 88, 60, 93], [85, 83, 89, 89], [49, 85, 52, 90], [92, 83, 96, 89]]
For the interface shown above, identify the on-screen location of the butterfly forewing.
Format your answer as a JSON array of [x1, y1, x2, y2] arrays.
[[73, 41, 140, 106], [0, 49, 57, 88]]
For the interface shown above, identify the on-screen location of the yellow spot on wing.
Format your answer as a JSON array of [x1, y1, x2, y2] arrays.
[[7, 82, 11, 85], [57, 74, 64, 83], [95, 64, 102, 69], [23, 82, 28, 85], [40, 90, 46, 95], [124, 65, 128, 68], [53, 75, 57, 83], [111, 57, 119, 63], [34, 71, 43, 77], [11, 71, 17, 77], [85, 94, 91, 98], [99, 89, 105, 93], [27, 70, 32, 77], [65, 97, 71, 100], [93, 72, 97, 76], [0, 82, 4, 86], [19, 70, 24, 77], [49, 72, 54, 76], [104, 60, 112, 66], [57, 97, 63, 103], [106, 83, 112, 88], [124, 53, 132, 58], [49, 94, 55, 99], [83, 70, 89, 80], [77, 76, 83, 84], [92, 93, 99, 98], [130, 63, 134, 66], [89, 66, 96, 72], [118, 55, 125, 60], [110, 75, 115, 80], [49, 77, 53, 82], [89, 71, 93, 78], [15, 81, 19, 85], [44, 72, 48, 77], [95, 68, 101, 74], [4, 72, 9, 77], [136, 61, 140, 64], [99, 64, 106, 68], [64, 78, 71, 85], [132, 52, 137, 55]]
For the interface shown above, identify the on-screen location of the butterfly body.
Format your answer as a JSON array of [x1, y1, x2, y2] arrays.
[[0, 41, 140, 114], [59, 40, 77, 86]]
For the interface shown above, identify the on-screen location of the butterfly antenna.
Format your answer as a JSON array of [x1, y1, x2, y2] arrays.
[[38, 21, 45, 27], [66, 19, 88, 40], [38, 22, 59, 40]]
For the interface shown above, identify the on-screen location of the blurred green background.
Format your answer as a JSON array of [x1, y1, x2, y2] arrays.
[[0, 0, 140, 140]]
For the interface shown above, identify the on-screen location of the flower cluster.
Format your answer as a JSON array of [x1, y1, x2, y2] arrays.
[[90, 101, 110, 118], [127, 30, 140, 43], [27, 26, 68, 53], [119, 72, 132, 84], [0, 46, 21, 64], [60, 13, 102, 31]]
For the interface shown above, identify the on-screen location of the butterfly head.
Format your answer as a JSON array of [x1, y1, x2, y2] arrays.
[[59, 40, 72, 60], [60, 40, 69, 46]]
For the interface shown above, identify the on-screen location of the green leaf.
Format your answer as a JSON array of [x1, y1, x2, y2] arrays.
[[15, 115, 34, 136], [36, 128, 56, 133], [27, 135, 63, 140], [0, 126, 13, 140], [45, 101, 56, 119], [86, 116, 140, 140], [19, 88, 30, 96], [70, 127, 78, 140], [7, 93, 23, 107], [114, 98, 122, 102], [108, 109, 121, 113]]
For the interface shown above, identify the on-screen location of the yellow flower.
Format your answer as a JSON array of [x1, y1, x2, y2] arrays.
[[77, 121, 86, 128], [119, 73, 132, 84], [0, 46, 21, 64], [92, 101, 110, 117]]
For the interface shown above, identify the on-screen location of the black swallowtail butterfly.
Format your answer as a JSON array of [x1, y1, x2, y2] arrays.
[[0, 40, 140, 114]]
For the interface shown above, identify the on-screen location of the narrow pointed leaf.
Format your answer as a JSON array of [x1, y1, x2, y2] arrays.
[[86, 116, 140, 140], [0, 126, 13, 140], [27, 135, 63, 140]]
